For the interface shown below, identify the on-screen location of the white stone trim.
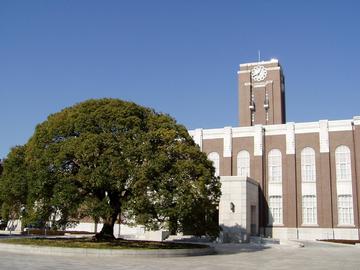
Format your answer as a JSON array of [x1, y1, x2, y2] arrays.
[[353, 116, 360, 126], [237, 70, 251, 74], [232, 126, 256, 138], [294, 122, 319, 134], [244, 80, 274, 88], [239, 66, 279, 72], [253, 80, 273, 88], [223, 127, 232, 158], [201, 128, 225, 140], [254, 125, 264, 156], [319, 120, 329, 153], [188, 118, 356, 146], [266, 66, 281, 71], [265, 227, 360, 240], [193, 128, 203, 150], [328, 120, 353, 132], [297, 228, 333, 240], [239, 59, 279, 68], [333, 228, 359, 240], [286, 122, 295, 155], [264, 124, 287, 136]]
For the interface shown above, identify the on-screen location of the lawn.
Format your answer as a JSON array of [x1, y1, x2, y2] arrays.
[[0, 237, 208, 250]]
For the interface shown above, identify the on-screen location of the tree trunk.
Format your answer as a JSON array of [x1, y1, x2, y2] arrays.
[[94, 193, 121, 241], [96, 220, 115, 240], [94, 211, 119, 240]]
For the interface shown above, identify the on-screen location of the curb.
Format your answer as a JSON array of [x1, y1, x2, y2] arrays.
[[0, 243, 216, 257]]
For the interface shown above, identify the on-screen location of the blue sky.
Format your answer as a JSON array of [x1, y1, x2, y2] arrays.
[[1, 0, 360, 158]]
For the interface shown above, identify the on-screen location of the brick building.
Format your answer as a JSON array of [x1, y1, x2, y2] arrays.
[[189, 59, 360, 241]]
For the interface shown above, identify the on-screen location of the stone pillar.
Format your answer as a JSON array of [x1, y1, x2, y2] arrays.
[[223, 127, 232, 176], [193, 128, 203, 150]]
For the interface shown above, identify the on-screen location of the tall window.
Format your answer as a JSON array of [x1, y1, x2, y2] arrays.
[[269, 195, 283, 225], [237, 150, 250, 177], [208, 152, 220, 177], [268, 149, 283, 225], [335, 146, 352, 182], [301, 147, 316, 182], [338, 195, 354, 225], [335, 146, 354, 225], [268, 149, 282, 183], [301, 147, 317, 225], [302, 195, 317, 225]]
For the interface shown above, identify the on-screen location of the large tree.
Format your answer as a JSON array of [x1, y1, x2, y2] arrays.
[[0, 146, 28, 228], [0, 99, 221, 239]]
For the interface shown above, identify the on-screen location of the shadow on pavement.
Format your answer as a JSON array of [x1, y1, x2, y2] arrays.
[[211, 243, 271, 255]]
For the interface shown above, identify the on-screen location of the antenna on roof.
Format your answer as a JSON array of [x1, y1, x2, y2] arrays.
[[258, 50, 261, 63]]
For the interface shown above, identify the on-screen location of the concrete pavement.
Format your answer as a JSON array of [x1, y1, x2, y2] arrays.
[[0, 241, 359, 270]]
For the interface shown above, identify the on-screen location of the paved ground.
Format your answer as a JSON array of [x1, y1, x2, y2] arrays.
[[0, 241, 359, 270]]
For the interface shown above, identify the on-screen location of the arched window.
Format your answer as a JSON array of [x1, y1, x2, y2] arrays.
[[268, 149, 283, 225], [208, 152, 220, 177], [237, 150, 250, 177], [335, 146, 351, 182], [301, 147, 316, 182], [268, 149, 282, 183], [335, 145, 354, 225], [301, 147, 317, 225]]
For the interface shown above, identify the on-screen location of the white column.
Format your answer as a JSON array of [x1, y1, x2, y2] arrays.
[[319, 120, 329, 153], [353, 116, 360, 126], [223, 126, 232, 158], [254, 125, 264, 156], [286, 122, 295, 155], [193, 128, 203, 150]]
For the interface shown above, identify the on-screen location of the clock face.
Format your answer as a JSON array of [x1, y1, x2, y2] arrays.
[[251, 65, 267, 81]]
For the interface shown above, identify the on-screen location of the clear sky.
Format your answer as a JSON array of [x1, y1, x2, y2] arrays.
[[1, 0, 360, 159]]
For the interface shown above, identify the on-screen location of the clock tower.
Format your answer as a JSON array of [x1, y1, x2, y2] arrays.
[[238, 59, 286, 126]]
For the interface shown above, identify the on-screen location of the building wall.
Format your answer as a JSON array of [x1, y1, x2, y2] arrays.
[[189, 117, 360, 240]]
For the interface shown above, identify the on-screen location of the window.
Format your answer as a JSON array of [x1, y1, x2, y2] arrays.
[[268, 149, 283, 226], [237, 150, 250, 177], [302, 195, 317, 225], [335, 145, 354, 225], [269, 195, 283, 225], [268, 149, 282, 183], [208, 152, 220, 177], [335, 146, 351, 182], [338, 195, 354, 225], [301, 147, 317, 225], [301, 147, 316, 182]]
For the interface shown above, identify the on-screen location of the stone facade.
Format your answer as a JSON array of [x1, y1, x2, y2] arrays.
[[218, 176, 259, 242]]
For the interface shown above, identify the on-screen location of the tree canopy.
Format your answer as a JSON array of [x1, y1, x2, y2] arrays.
[[0, 99, 221, 239]]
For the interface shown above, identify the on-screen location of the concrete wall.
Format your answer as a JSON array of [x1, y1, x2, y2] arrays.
[[71, 223, 169, 241]]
